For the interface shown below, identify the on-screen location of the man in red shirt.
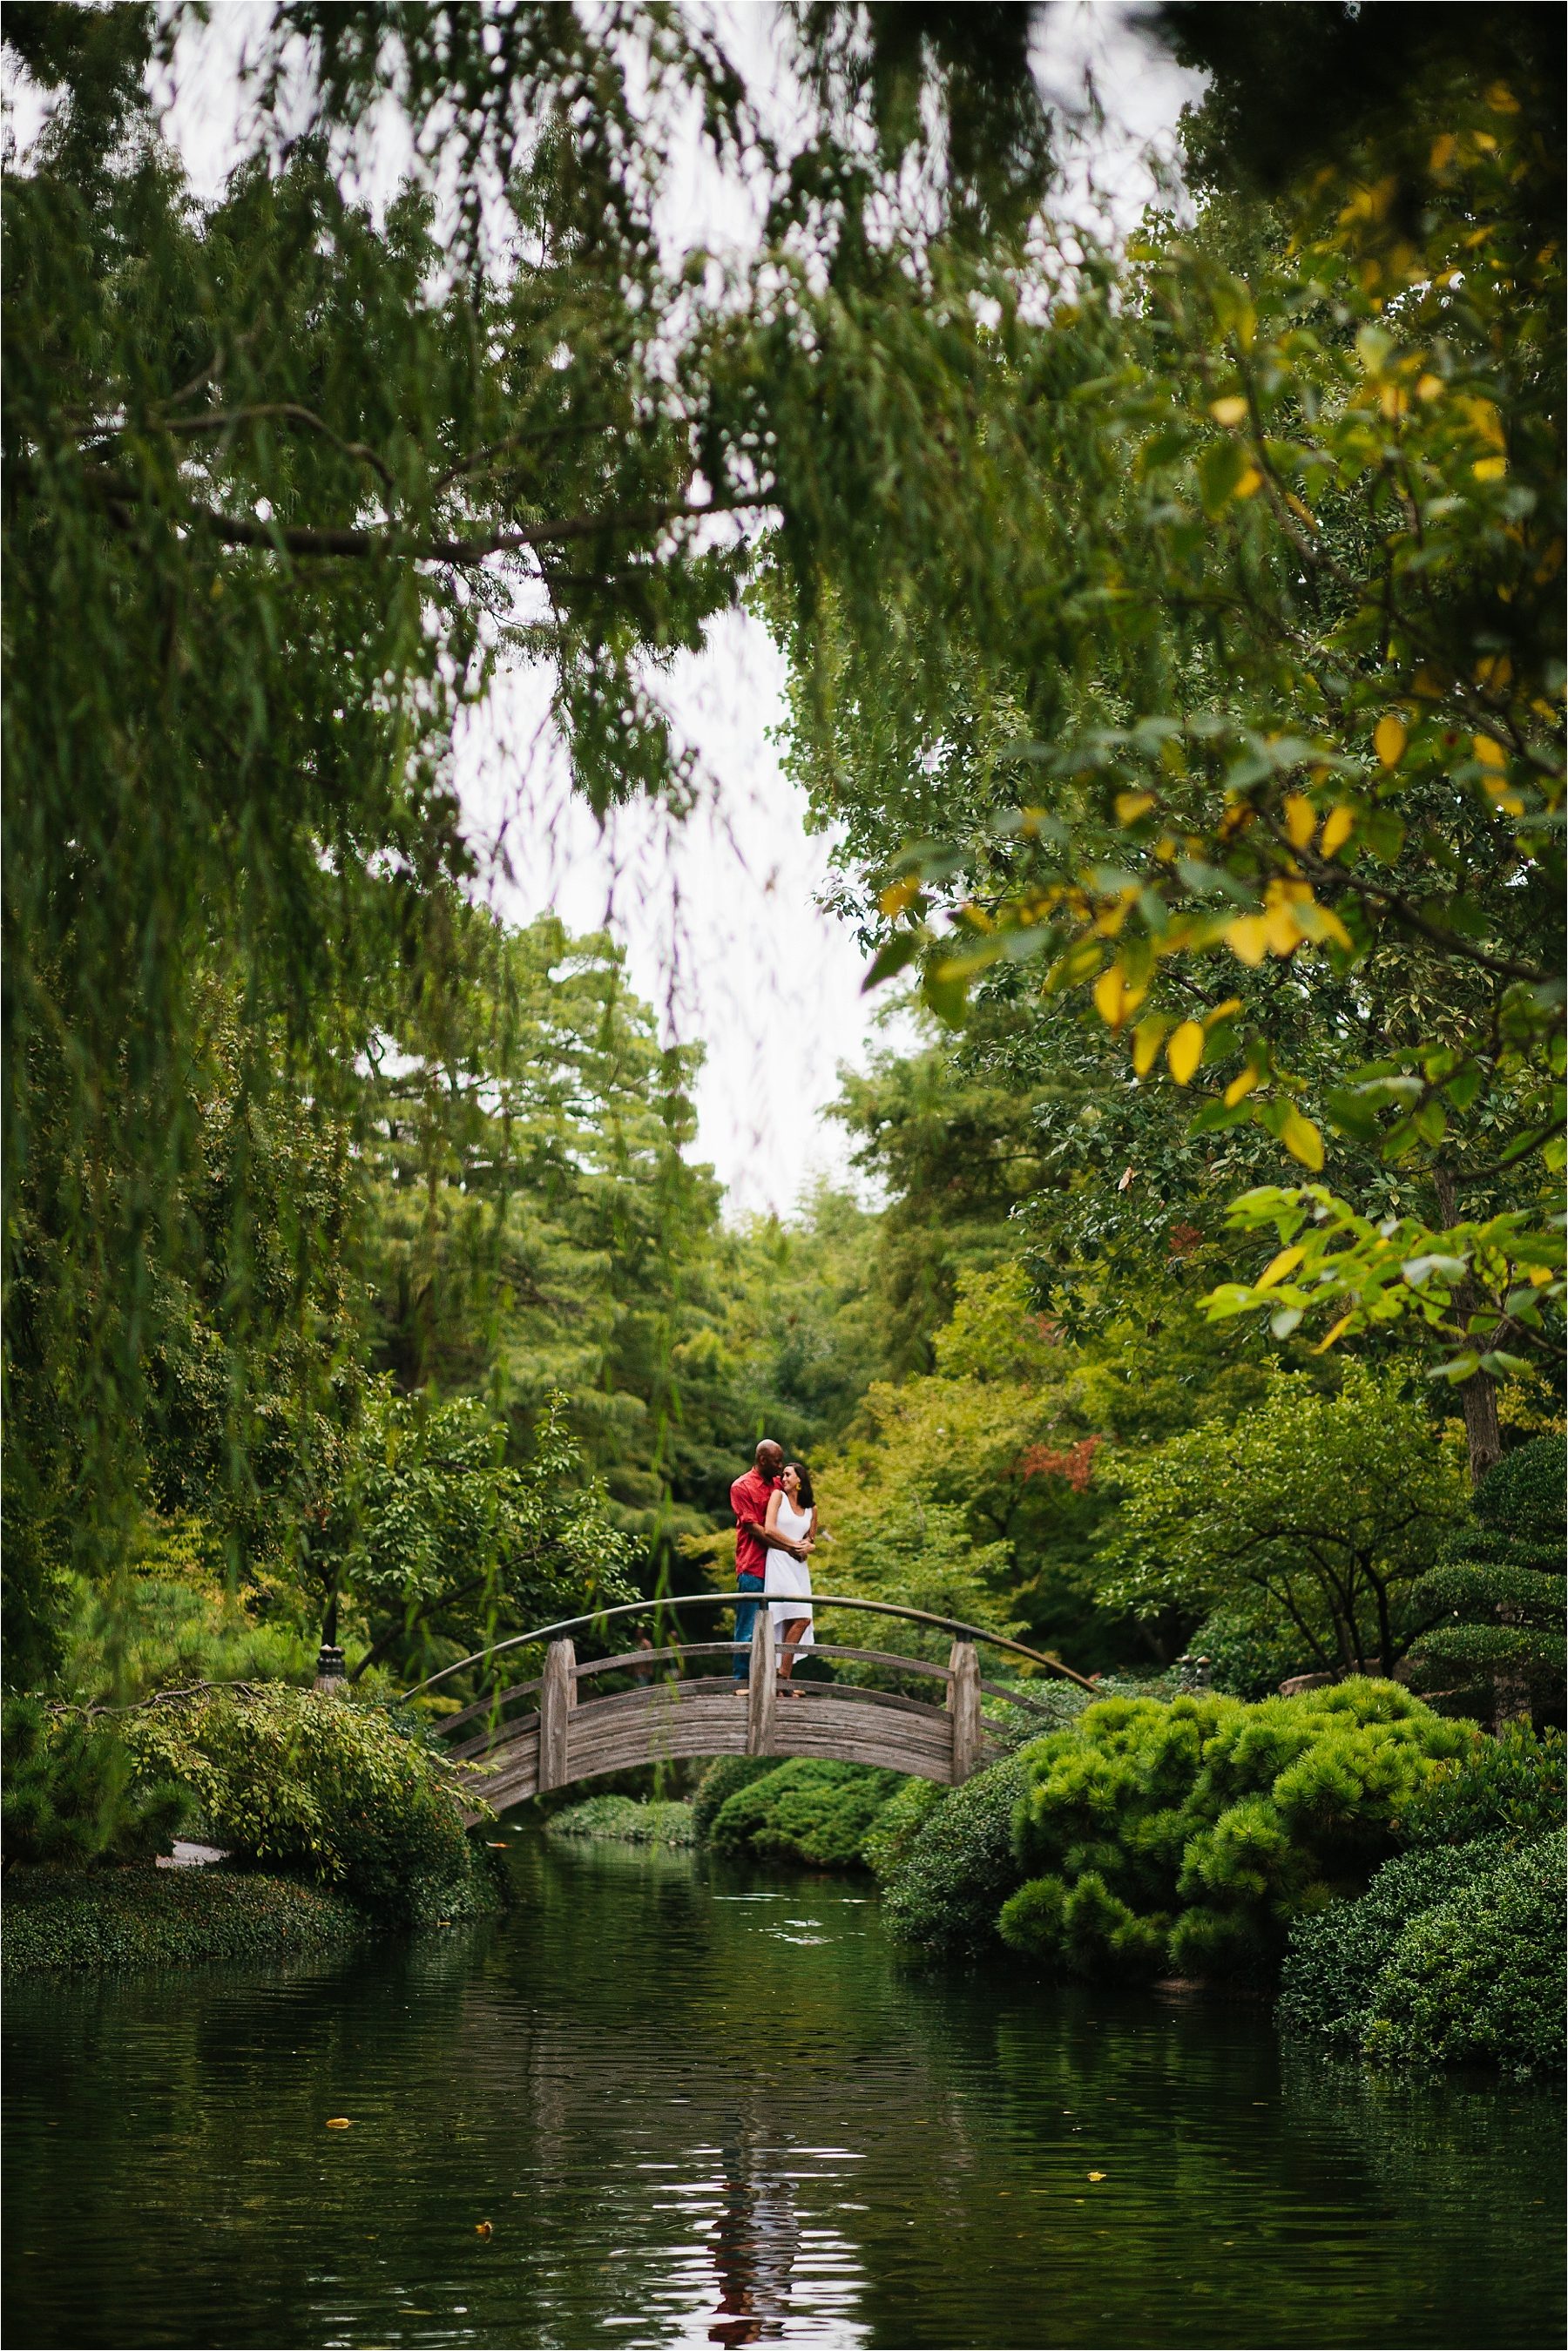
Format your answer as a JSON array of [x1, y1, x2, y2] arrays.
[[729, 1439, 808, 1687]]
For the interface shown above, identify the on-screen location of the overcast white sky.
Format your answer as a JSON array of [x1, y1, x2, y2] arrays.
[[6, 2, 1202, 1219]]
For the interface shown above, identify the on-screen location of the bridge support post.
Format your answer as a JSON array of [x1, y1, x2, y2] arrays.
[[746, 1612, 776, 1756], [948, 1640, 981, 1783], [539, 1638, 576, 1790]]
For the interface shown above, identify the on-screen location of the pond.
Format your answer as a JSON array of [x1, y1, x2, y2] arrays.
[[4, 1831, 1562, 2350]]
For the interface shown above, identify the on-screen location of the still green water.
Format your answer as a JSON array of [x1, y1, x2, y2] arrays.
[[4, 1831, 1563, 2350]]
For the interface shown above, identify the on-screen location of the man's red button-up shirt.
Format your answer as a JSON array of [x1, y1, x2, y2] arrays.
[[730, 1468, 780, 1581]]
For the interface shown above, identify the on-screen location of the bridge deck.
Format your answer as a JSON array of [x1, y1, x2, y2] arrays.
[[443, 1617, 1018, 1821]]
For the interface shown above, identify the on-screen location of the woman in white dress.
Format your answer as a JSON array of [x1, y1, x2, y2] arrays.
[[763, 1463, 816, 1690]]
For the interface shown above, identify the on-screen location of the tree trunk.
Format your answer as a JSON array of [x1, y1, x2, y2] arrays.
[[1433, 1166, 1503, 1490]]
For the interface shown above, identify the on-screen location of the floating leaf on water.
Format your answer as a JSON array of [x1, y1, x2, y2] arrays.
[[326, 2118, 353, 2130], [1088, 2171, 1106, 2181], [476, 2219, 493, 2238]]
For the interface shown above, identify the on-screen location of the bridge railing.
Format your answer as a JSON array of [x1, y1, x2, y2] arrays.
[[425, 1595, 1090, 1818]]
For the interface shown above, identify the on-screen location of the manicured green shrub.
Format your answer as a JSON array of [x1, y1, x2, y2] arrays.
[[1404, 1436, 1566, 1720], [999, 1681, 1473, 1982], [1362, 1833, 1566, 2075], [876, 1750, 1037, 1958], [546, 1795, 694, 1847], [692, 1755, 785, 1843], [861, 1777, 947, 1880], [1, 1864, 366, 1975], [1276, 1838, 1506, 2045], [1, 1693, 192, 1868], [121, 1684, 487, 1923], [1396, 1721, 1565, 1848], [705, 1759, 903, 1869]]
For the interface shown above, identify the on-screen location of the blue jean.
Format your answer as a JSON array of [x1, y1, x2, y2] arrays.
[[732, 1572, 765, 1679]]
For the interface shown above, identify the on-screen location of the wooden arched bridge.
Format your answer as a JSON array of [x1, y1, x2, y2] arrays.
[[416, 1597, 1094, 1822]]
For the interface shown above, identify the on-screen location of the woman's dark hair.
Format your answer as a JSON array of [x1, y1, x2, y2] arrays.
[[787, 1462, 814, 1508]]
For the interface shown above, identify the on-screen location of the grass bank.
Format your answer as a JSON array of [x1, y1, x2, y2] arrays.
[[545, 1795, 694, 1848]]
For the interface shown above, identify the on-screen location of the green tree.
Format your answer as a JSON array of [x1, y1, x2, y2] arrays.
[[1404, 1435, 1567, 1725], [1098, 1362, 1470, 1678]]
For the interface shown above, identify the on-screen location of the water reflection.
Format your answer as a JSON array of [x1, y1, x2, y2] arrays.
[[709, 2121, 801, 2344], [3, 1834, 1561, 2351]]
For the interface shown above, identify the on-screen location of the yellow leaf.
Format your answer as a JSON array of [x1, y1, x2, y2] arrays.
[[1282, 795, 1316, 848], [1088, 2172, 1107, 2183], [1132, 1013, 1170, 1077], [880, 878, 919, 918], [1114, 790, 1156, 825], [1166, 1021, 1205, 1085], [1226, 914, 1268, 967], [1471, 734, 1506, 769], [1202, 996, 1243, 1030], [1472, 455, 1507, 481], [1280, 1108, 1325, 1171], [1379, 383, 1409, 422], [1225, 1066, 1260, 1106], [1416, 373, 1444, 402], [1234, 466, 1263, 499], [1429, 133, 1456, 172], [1209, 396, 1247, 427], [1093, 962, 1141, 1029], [1320, 806, 1355, 857], [1374, 714, 1407, 767], [1262, 901, 1303, 956], [1256, 1246, 1304, 1291], [1486, 81, 1519, 112], [327, 2118, 354, 2130]]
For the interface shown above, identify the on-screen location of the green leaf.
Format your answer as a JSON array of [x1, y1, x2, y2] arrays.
[[862, 934, 922, 993]]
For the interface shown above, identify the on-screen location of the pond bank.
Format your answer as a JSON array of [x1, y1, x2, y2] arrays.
[[0, 1855, 502, 1975]]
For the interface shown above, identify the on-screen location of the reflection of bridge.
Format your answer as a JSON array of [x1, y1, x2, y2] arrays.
[[421, 1596, 1092, 1821]]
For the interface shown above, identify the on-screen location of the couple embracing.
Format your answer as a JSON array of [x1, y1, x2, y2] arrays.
[[728, 1439, 817, 1692]]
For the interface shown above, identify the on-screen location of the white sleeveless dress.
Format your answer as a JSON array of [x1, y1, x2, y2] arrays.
[[765, 1496, 814, 1644]]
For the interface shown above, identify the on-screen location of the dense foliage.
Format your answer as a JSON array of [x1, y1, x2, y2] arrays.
[[999, 1683, 1470, 1980], [546, 1795, 693, 1848], [0, 1692, 191, 1869], [119, 1686, 490, 1922], [1361, 1832, 1565, 2074], [1275, 1837, 1507, 2049]]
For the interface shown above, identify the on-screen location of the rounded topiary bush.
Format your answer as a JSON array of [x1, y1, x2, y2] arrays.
[[1362, 1831, 1566, 2075], [692, 1756, 785, 1844], [876, 1749, 1037, 1960], [999, 1681, 1474, 1982], [705, 1759, 902, 1869]]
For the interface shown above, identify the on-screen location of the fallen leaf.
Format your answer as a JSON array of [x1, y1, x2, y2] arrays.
[[476, 2220, 493, 2238], [326, 2118, 353, 2130], [1088, 2171, 1106, 2182]]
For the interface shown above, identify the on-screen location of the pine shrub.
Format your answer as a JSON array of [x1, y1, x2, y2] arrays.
[[999, 1681, 1472, 1982]]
